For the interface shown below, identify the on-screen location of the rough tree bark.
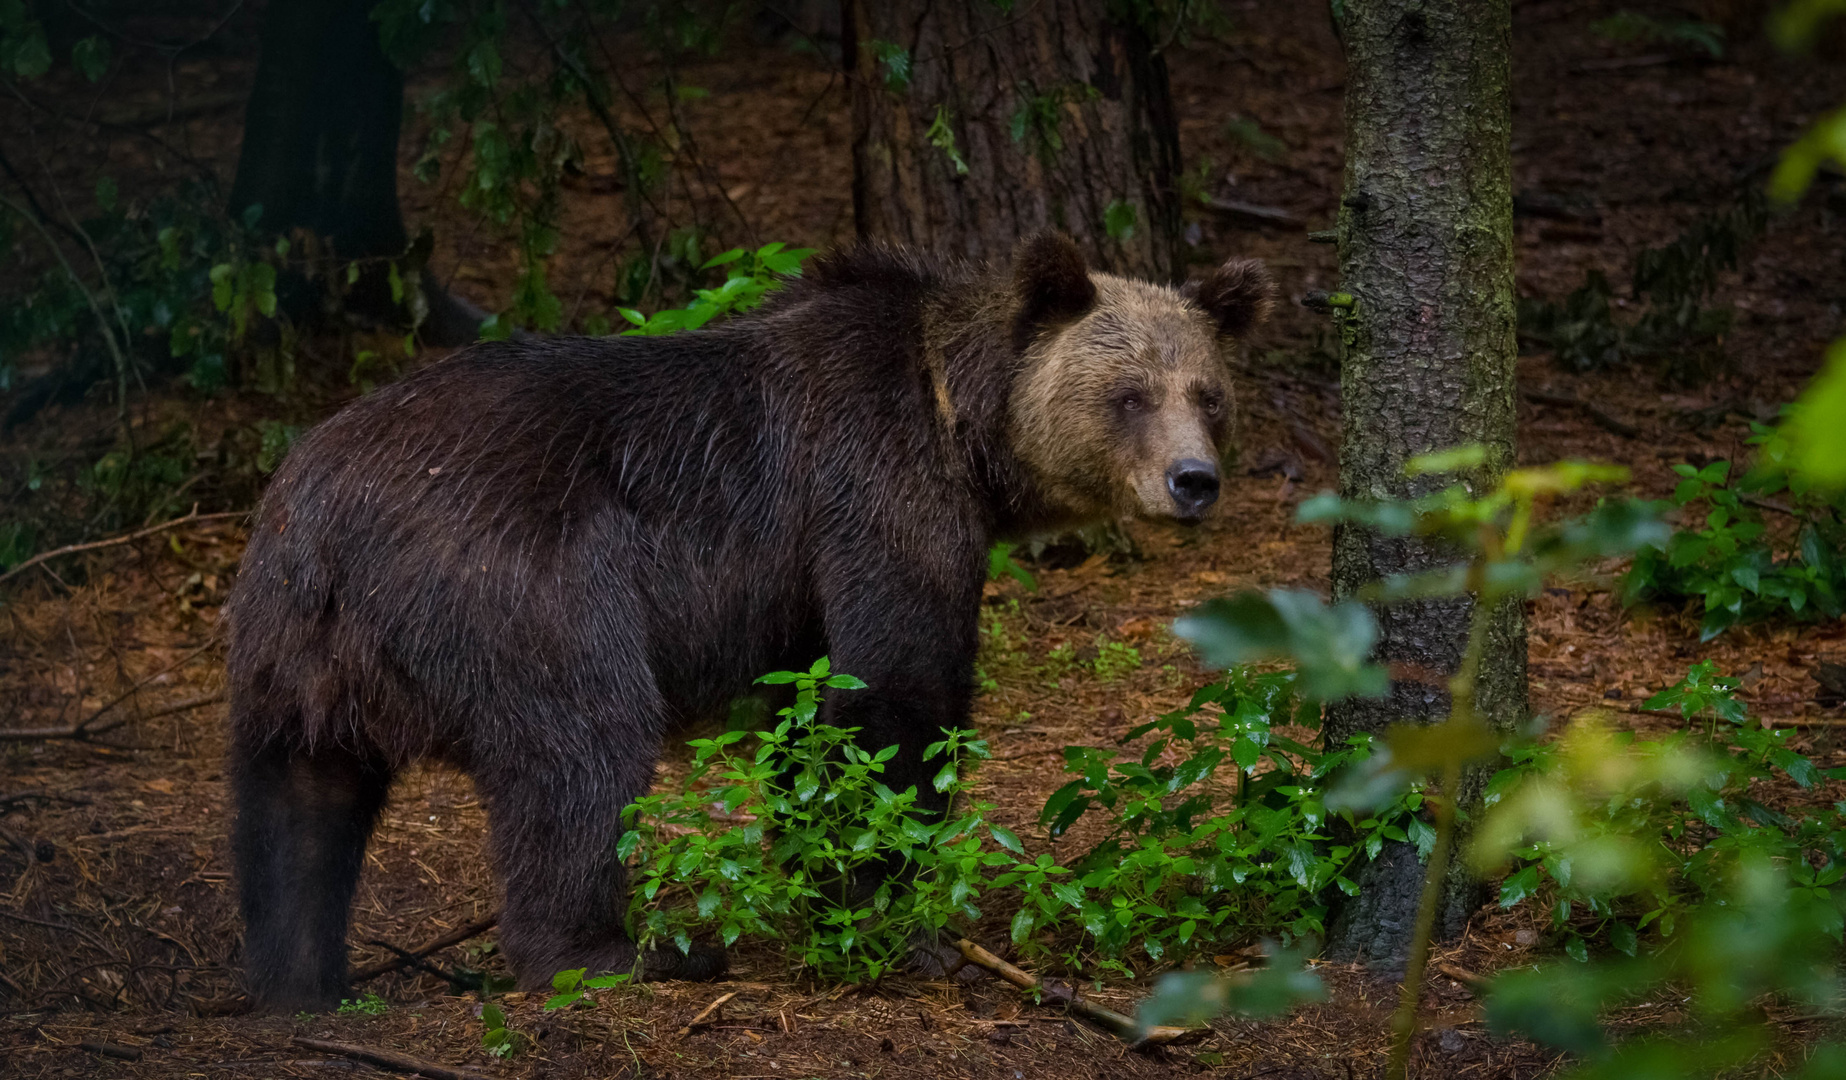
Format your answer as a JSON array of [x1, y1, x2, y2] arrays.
[[1320, 0, 1527, 966], [842, 0, 1181, 279]]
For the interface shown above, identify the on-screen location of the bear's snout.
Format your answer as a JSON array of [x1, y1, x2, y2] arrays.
[[1165, 458, 1220, 520]]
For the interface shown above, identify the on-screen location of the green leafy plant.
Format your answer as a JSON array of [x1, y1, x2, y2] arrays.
[[479, 1000, 524, 1059], [614, 243, 814, 336], [337, 991, 388, 1016], [1472, 670, 1846, 1078], [1168, 452, 1668, 1078], [620, 657, 1052, 983], [1089, 639, 1143, 683], [868, 39, 911, 90], [542, 967, 631, 1011], [987, 542, 1038, 592], [926, 104, 970, 176], [1479, 671, 1845, 965], [1624, 444, 1846, 639], [1034, 667, 1427, 967]]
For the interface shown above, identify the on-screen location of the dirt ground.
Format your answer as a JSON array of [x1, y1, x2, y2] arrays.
[[4, 1, 1846, 1077]]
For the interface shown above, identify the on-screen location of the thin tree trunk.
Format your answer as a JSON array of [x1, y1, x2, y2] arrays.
[[228, 0, 406, 260], [227, 0, 485, 346], [1321, 0, 1526, 967], [842, 0, 1181, 279]]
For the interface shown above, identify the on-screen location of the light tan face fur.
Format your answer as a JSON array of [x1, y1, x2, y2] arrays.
[[1009, 274, 1235, 526]]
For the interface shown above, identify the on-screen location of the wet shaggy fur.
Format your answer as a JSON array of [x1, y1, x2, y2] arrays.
[[225, 233, 1269, 1011]]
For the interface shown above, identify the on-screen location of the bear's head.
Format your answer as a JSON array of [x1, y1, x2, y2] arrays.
[[1007, 233, 1272, 527]]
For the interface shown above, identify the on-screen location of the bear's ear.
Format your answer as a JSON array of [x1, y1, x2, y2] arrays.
[[1012, 232, 1097, 340], [1185, 258, 1274, 339]]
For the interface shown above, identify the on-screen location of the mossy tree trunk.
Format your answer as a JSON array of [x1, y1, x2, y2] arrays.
[[842, 0, 1181, 279], [1321, 0, 1527, 967]]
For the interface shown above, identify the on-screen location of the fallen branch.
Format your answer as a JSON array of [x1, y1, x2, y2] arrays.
[[0, 692, 225, 742], [0, 508, 245, 587], [677, 989, 739, 1036], [1434, 963, 1489, 991], [1522, 389, 1640, 439], [80, 1040, 143, 1062], [291, 1037, 494, 1080], [952, 938, 1205, 1047], [350, 914, 500, 983], [0, 791, 93, 812]]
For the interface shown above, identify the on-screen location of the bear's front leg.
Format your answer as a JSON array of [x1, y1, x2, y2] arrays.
[[818, 554, 984, 816], [474, 737, 726, 988]]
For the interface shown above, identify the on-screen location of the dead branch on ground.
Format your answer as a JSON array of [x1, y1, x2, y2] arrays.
[[952, 938, 1206, 1048], [291, 1037, 495, 1080], [350, 914, 501, 984], [0, 508, 246, 587]]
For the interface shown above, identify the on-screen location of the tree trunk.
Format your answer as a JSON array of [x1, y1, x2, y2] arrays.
[[229, 0, 406, 260], [227, 0, 484, 346], [1320, 0, 1526, 967], [842, 0, 1181, 279]]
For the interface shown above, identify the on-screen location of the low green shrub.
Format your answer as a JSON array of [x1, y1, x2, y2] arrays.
[[1625, 436, 1846, 639], [620, 657, 1050, 983]]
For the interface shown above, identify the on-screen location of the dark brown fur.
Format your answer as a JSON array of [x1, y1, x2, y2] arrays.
[[225, 235, 1265, 1010]]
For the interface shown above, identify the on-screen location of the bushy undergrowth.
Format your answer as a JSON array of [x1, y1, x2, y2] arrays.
[[622, 653, 1432, 980], [1037, 668, 1420, 966], [1487, 660, 1846, 963], [1625, 427, 1846, 639], [621, 657, 1034, 983]]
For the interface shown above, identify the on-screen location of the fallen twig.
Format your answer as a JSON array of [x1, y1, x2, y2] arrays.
[[952, 938, 1205, 1047], [0, 790, 93, 812], [1522, 389, 1640, 439], [79, 1039, 143, 1062], [677, 989, 739, 1036], [350, 914, 500, 983], [0, 508, 245, 587], [1434, 962, 1489, 991], [0, 692, 225, 742], [291, 1037, 494, 1080]]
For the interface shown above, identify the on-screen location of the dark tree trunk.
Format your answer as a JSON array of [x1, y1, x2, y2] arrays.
[[842, 0, 1181, 279], [228, 0, 406, 260], [227, 0, 484, 345], [1320, 0, 1526, 967]]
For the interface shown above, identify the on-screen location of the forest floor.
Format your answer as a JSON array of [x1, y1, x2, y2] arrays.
[[4, 1, 1846, 1078]]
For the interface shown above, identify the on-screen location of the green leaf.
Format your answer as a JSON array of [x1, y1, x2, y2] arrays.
[[1104, 199, 1137, 241], [1785, 338, 1846, 486], [1498, 865, 1541, 908], [990, 826, 1024, 855], [72, 35, 108, 81], [1174, 589, 1387, 702]]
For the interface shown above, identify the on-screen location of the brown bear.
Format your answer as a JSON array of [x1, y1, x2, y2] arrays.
[[225, 233, 1270, 1010]]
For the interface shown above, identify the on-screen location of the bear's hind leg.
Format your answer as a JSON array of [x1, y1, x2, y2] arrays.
[[478, 743, 727, 989], [231, 734, 393, 1011]]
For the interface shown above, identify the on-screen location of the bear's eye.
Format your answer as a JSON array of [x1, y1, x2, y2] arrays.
[[1201, 393, 1224, 415], [1115, 391, 1145, 413]]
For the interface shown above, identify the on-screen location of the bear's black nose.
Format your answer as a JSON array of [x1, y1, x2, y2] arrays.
[[1166, 458, 1220, 519]]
